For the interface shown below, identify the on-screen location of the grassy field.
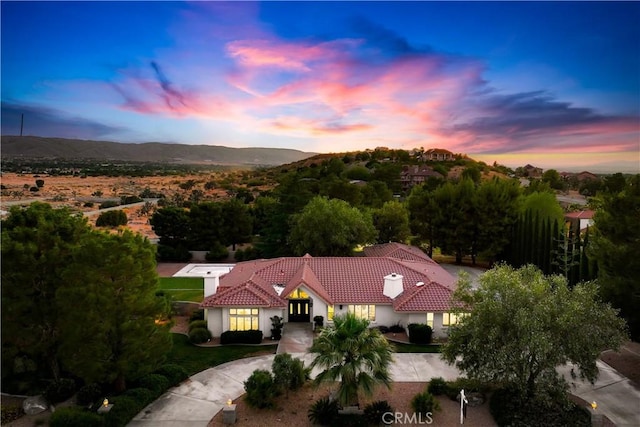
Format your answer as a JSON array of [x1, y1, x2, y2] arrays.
[[158, 277, 204, 302], [166, 334, 278, 375]]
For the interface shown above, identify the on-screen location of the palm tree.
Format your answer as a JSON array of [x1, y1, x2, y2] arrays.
[[309, 312, 394, 407]]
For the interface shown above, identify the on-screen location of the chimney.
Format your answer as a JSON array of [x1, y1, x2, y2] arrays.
[[383, 273, 404, 299], [204, 272, 220, 297]]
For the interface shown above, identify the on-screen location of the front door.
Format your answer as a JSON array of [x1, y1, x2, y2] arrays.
[[288, 299, 310, 322]]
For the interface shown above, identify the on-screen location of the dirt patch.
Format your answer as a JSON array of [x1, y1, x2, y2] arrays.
[[208, 382, 496, 426]]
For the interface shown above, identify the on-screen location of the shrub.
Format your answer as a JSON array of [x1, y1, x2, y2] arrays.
[[44, 378, 77, 404], [136, 374, 170, 399], [427, 377, 448, 396], [76, 383, 102, 406], [411, 391, 440, 417], [407, 323, 432, 344], [1, 405, 25, 424], [104, 395, 140, 427], [244, 369, 276, 409], [388, 323, 405, 333], [234, 248, 245, 261], [189, 327, 212, 344], [35, 179, 45, 187], [49, 407, 104, 427], [490, 386, 591, 427], [96, 210, 128, 227], [205, 242, 229, 262], [99, 200, 119, 209], [377, 325, 390, 334], [308, 396, 339, 426], [363, 400, 394, 426], [220, 330, 263, 345], [83, 202, 95, 208], [120, 195, 143, 205], [272, 353, 307, 393], [188, 320, 208, 332], [190, 309, 205, 322], [156, 244, 192, 262], [29, 186, 39, 192], [313, 315, 324, 327], [444, 377, 486, 401], [154, 364, 189, 387], [270, 315, 283, 340], [122, 387, 155, 406]]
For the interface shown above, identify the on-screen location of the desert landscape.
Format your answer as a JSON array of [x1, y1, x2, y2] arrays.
[[0, 171, 247, 240]]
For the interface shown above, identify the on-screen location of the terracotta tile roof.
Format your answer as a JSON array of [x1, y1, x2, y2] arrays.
[[363, 242, 438, 264], [393, 282, 453, 312], [200, 243, 456, 312], [201, 279, 286, 308], [565, 210, 595, 219]]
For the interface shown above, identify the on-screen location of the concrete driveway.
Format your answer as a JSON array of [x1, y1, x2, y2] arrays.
[[128, 352, 462, 427], [129, 351, 640, 427]]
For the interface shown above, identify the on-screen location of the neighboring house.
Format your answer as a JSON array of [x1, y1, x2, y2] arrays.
[[565, 210, 595, 232], [523, 164, 543, 178], [199, 243, 460, 339], [576, 171, 599, 182], [400, 165, 443, 190], [423, 148, 455, 161]]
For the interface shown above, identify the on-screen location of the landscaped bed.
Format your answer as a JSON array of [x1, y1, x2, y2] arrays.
[[208, 381, 496, 426]]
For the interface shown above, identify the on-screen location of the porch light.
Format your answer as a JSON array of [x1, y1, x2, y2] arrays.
[[103, 398, 109, 407], [227, 398, 233, 406], [590, 401, 597, 410]]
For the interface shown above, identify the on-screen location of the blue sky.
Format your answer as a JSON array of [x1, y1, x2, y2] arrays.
[[1, 1, 639, 171]]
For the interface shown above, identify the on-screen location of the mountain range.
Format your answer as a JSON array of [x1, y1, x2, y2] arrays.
[[0, 136, 315, 166]]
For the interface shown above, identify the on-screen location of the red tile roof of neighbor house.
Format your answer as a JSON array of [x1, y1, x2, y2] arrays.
[[565, 210, 595, 219], [201, 243, 456, 312]]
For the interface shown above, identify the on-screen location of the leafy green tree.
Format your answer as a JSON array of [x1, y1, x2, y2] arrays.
[[221, 199, 253, 250], [474, 178, 521, 264], [602, 172, 626, 194], [461, 166, 481, 184], [542, 169, 564, 190], [589, 174, 640, 340], [407, 184, 440, 257], [372, 200, 411, 243], [150, 207, 191, 247], [521, 191, 564, 225], [288, 197, 377, 256], [57, 230, 172, 391], [96, 210, 128, 227], [188, 202, 224, 251], [1, 203, 91, 381], [310, 313, 394, 407], [360, 180, 393, 208], [433, 179, 476, 264], [320, 178, 364, 206], [442, 264, 627, 404]]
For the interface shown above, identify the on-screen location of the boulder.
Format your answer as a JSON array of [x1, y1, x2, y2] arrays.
[[22, 395, 48, 415]]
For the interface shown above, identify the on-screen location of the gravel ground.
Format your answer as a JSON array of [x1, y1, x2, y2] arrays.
[[208, 382, 496, 427]]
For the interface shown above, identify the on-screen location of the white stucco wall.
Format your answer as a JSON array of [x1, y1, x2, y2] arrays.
[[205, 308, 223, 337]]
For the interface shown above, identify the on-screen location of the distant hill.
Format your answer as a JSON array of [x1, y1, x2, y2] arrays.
[[0, 136, 316, 166]]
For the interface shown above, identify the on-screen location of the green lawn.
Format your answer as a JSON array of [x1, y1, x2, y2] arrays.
[[158, 277, 203, 302], [166, 334, 278, 376], [392, 342, 442, 353]]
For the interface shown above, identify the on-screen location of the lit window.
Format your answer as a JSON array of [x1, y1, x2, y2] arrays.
[[442, 312, 459, 326], [229, 308, 259, 331], [348, 305, 376, 321], [288, 289, 309, 299], [327, 305, 334, 321], [426, 312, 434, 328]]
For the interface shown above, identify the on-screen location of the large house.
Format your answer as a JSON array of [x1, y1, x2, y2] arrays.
[[565, 210, 595, 232], [199, 243, 460, 339], [400, 165, 444, 190]]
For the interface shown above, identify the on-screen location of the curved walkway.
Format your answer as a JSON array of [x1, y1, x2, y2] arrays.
[[128, 352, 639, 426]]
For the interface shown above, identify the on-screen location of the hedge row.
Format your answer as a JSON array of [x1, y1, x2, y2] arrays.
[[49, 364, 189, 427], [221, 330, 263, 344], [407, 323, 433, 344]]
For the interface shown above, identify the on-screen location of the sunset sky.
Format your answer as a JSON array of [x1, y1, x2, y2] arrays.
[[2, 1, 639, 172]]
